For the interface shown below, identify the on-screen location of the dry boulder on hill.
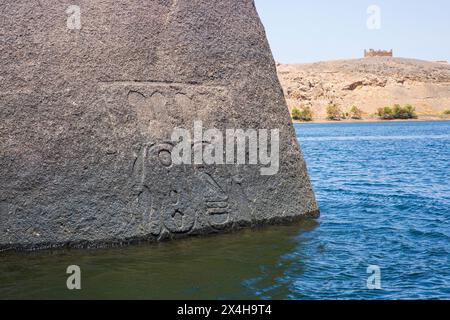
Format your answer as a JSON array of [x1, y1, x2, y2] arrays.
[[277, 57, 450, 119]]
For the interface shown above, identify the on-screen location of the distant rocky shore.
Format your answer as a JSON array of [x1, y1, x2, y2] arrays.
[[277, 57, 450, 122]]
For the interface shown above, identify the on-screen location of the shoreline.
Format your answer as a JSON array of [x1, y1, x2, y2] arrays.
[[293, 117, 450, 124]]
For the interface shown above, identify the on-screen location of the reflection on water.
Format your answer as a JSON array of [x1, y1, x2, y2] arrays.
[[0, 221, 318, 300]]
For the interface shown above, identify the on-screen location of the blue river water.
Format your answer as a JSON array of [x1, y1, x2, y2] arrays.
[[0, 121, 449, 299], [293, 120, 450, 299]]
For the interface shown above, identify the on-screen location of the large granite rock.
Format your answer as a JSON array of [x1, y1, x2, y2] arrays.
[[0, 0, 319, 251]]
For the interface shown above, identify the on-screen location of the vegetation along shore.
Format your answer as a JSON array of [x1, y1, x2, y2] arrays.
[[277, 57, 450, 123]]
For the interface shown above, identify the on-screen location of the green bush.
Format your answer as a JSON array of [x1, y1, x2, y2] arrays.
[[377, 106, 394, 119], [405, 104, 418, 119], [377, 105, 417, 120], [326, 104, 343, 121], [392, 104, 417, 119], [349, 106, 363, 120], [292, 106, 313, 121], [291, 108, 302, 120], [443, 109, 450, 115]]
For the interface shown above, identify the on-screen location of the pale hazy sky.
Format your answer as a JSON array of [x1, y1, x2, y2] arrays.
[[254, 0, 450, 63]]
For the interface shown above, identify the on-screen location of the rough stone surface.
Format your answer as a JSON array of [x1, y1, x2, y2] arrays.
[[0, 0, 319, 251]]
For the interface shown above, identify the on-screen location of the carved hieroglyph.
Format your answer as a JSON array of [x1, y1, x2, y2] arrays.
[[0, 0, 319, 250]]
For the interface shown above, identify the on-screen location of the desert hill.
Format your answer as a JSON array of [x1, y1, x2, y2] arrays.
[[277, 57, 450, 121]]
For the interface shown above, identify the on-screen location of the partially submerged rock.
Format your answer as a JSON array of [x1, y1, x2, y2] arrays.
[[0, 0, 319, 251]]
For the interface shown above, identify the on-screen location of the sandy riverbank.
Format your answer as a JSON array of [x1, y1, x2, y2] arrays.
[[278, 58, 450, 121], [293, 116, 450, 124]]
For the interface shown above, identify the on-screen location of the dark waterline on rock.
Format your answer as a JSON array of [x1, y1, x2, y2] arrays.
[[1, 121, 449, 299]]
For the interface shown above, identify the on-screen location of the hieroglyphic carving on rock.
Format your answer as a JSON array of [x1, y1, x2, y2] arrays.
[[130, 143, 161, 237], [197, 170, 231, 229], [122, 82, 232, 235]]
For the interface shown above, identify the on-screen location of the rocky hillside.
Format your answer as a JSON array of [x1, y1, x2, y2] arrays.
[[277, 57, 450, 120]]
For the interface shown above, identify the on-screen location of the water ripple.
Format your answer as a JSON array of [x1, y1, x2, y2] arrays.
[[288, 121, 450, 299]]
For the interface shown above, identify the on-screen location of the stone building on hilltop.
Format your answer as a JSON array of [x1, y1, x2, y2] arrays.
[[364, 49, 393, 58]]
